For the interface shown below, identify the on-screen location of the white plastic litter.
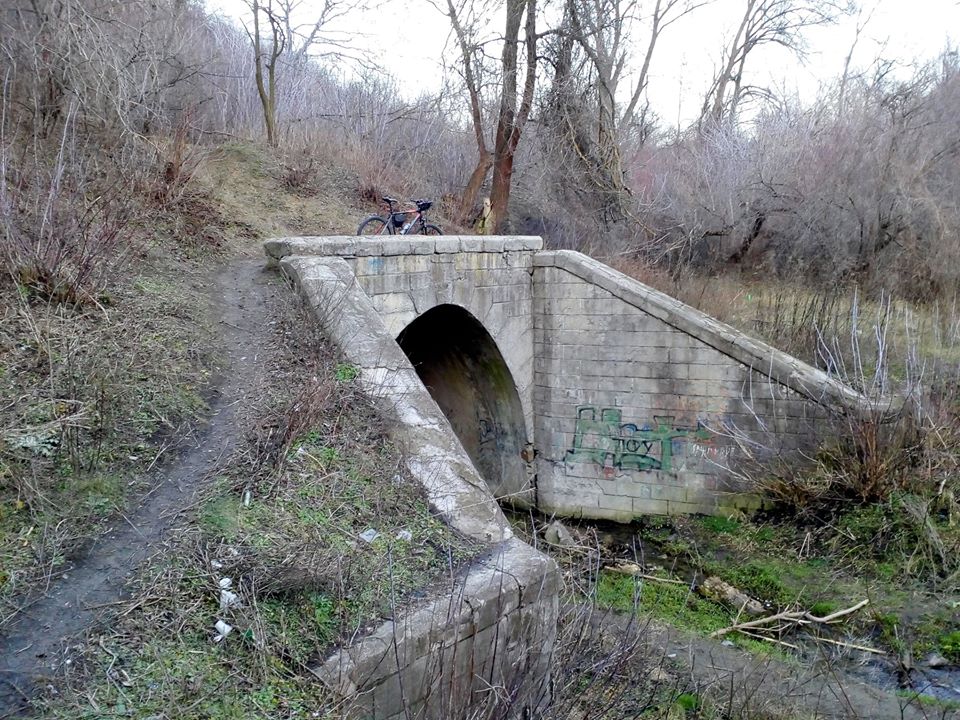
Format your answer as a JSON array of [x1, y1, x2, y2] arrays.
[[359, 529, 380, 543], [220, 589, 240, 610], [213, 620, 233, 642], [218, 577, 233, 590], [395, 529, 413, 542]]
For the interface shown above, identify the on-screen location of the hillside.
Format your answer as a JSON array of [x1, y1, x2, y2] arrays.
[[0, 141, 956, 719], [0, 142, 478, 713], [2, 0, 960, 716]]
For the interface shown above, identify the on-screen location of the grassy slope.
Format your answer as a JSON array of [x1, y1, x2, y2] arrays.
[[0, 220, 216, 610], [0, 141, 475, 717]]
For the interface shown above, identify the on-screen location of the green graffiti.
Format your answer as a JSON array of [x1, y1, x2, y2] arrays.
[[565, 405, 710, 472]]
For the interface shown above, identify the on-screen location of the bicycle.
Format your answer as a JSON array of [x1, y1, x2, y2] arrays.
[[356, 197, 442, 236]]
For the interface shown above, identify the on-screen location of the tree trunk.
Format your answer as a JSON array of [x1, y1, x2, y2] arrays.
[[460, 151, 492, 224], [488, 0, 536, 234]]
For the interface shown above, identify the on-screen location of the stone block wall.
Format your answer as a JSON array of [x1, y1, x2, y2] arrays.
[[532, 251, 866, 520], [277, 254, 558, 719], [264, 236, 540, 443], [320, 538, 558, 720]]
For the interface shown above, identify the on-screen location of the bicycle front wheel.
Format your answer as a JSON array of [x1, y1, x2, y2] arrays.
[[357, 216, 392, 235], [421, 223, 442, 235]]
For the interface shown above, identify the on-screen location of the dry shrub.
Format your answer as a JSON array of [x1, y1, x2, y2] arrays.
[[1, 121, 136, 305], [151, 110, 206, 209]]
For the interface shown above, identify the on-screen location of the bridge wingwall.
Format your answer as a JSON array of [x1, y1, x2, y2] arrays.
[[278, 254, 557, 719], [531, 250, 873, 519]]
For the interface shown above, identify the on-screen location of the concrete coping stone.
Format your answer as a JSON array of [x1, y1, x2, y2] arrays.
[[264, 235, 543, 259], [316, 537, 557, 691], [273, 253, 558, 713], [535, 250, 899, 418]]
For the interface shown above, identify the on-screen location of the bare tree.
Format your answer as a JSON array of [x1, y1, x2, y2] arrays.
[[245, 0, 285, 145], [487, 0, 537, 233], [242, 0, 349, 146], [701, 0, 849, 125], [439, 0, 537, 232], [563, 0, 708, 198]]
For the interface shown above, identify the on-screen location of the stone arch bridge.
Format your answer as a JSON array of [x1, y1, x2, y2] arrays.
[[266, 235, 867, 522]]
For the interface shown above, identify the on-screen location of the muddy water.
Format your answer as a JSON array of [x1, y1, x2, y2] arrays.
[[846, 656, 960, 705]]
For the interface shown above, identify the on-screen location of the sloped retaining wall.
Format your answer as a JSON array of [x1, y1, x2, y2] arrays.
[[277, 254, 558, 719], [532, 251, 874, 519]]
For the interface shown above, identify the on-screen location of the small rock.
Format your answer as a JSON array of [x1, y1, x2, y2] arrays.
[[359, 529, 380, 544], [721, 640, 736, 647], [395, 529, 413, 542], [923, 652, 951, 669], [544, 520, 576, 547], [218, 577, 233, 590]]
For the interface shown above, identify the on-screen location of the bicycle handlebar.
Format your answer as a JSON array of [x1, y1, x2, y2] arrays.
[[381, 197, 433, 212]]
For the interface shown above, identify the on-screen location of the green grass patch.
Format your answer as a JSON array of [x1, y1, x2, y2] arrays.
[[698, 515, 741, 535], [595, 572, 729, 635], [941, 629, 960, 662], [334, 363, 360, 382]]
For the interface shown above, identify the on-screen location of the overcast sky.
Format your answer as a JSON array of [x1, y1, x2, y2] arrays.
[[208, 0, 960, 126]]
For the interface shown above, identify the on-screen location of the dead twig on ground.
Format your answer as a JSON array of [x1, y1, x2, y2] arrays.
[[604, 562, 688, 585], [710, 599, 870, 638]]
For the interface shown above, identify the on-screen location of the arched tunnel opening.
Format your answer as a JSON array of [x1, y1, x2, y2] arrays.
[[396, 305, 532, 504]]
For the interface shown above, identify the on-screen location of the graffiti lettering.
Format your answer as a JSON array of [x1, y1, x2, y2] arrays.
[[688, 444, 735, 460], [565, 405, 710, 473]]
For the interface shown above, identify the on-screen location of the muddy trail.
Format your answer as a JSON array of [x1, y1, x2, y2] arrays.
[[0, 258, 279, 716]]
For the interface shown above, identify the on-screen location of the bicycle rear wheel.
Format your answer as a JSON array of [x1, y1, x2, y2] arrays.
[[357, 215, 392, 235], [421, 223, 442, 235]]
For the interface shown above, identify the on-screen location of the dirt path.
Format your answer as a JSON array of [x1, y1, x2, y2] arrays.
[[0, 258, 278, 716]]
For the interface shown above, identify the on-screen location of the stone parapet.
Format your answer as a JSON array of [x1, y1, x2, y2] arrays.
[[264, 235, 543, 261], [279, 255, 557, 718]]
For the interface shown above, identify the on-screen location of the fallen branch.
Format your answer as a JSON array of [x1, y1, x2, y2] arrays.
[[737, 629, 800, 650], [806, 599, 870, 623], [710, 599, 869, 638], [813, 636, 886, 655], [605, 562, 688, 585]]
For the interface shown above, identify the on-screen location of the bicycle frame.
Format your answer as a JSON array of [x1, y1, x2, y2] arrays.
[[383, 198, 428, 235], [357, 197, 441, 236]]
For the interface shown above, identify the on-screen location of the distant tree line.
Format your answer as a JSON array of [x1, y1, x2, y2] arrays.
[[2, 0, 959, 300]]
